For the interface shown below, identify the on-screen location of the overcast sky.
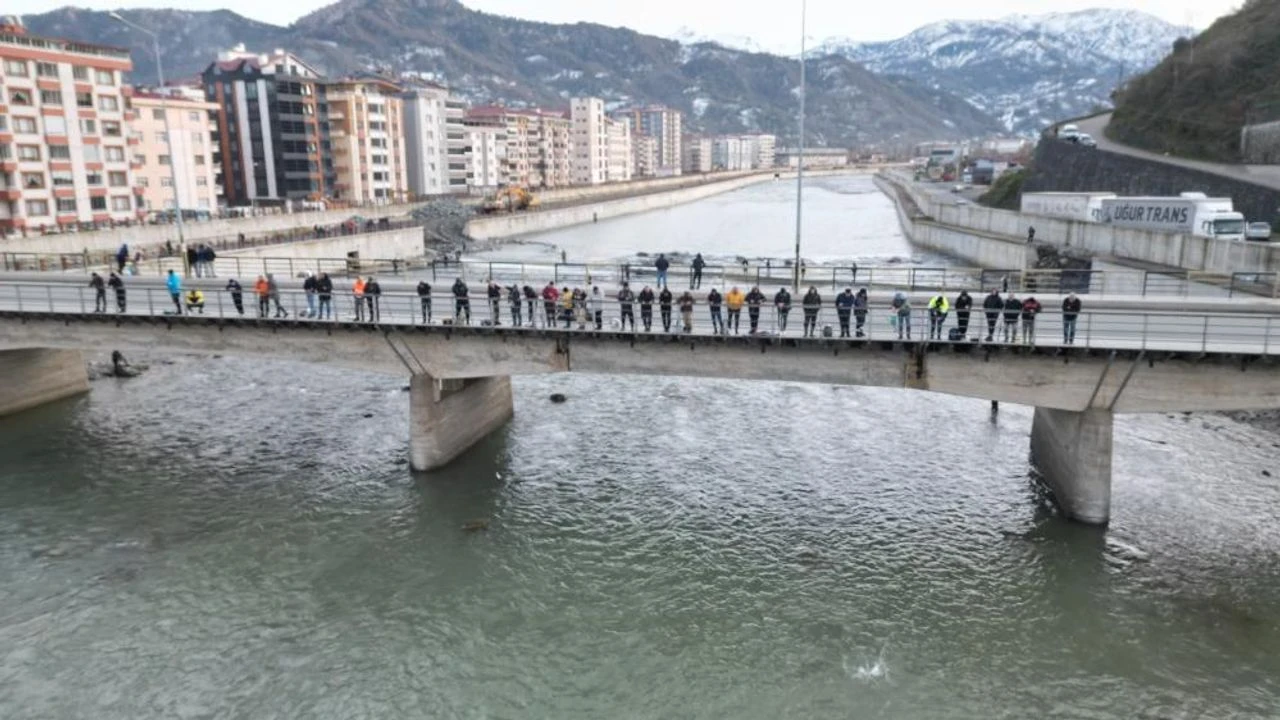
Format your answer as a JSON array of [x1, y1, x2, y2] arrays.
[[11, 0, 1236, 49]]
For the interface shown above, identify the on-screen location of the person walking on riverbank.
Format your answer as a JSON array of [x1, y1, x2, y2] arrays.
[[317, 273, 333, 320], [541, 282, 558, 327], [417, 280, 432, 323], [802, 287, 821, 338], [618, 283, 636, 331], [165, 270, 182, 314], [453, 277, 471, 324], [267, 273, 288, 318], [854, 288, 869, 337], [90, 272, 106, 313], [1062, 293, 1081, 344], [835, 288, 854, 338], [108, 272, 126, 312], [225, 278, 245, 315], [638, 286, 655, 331], [774, 287, 792, 333], [746, 286, 765, 333], [708, 287, 724, 334], [928, 293, 950, 340], [724, 286, 743, 334], [659, 286, 674, 332], [691, 253, 705, 289], [1020, 296, 1041, 345], [1002, 294, 1022, 343], [679, 291, 695, 333], [983, 290, 1002, 341], [655, 254, 670, 289]]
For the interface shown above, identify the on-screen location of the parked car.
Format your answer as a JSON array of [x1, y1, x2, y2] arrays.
[[1058, 123, 1080, 141], [1246, 222, 1273, 241], [1076, 133, 1097, 148]]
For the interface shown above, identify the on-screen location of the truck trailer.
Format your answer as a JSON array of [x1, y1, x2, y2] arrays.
[[1099, 195, 1246, 241], [1020, 192, 1116, 223]]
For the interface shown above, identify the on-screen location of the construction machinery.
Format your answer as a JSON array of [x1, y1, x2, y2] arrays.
[[478, 187, 540, 214]]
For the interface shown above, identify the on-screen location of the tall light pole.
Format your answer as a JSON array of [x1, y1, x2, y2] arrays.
[[792, 0, 806, 294], [110, 11, 186, 272]]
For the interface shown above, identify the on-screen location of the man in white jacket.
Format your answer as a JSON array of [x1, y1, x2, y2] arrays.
[[588, 286, 604, 330]]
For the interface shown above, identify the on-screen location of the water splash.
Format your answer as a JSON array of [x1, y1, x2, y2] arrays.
[[844, 642, 891, 683]]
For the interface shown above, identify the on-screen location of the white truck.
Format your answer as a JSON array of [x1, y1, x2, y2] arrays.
[[1099, 193, 1246, 241], [1020, 192, 1116, 223]]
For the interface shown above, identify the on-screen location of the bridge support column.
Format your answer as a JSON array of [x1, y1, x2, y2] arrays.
[[409, 373, 513, 471], [0, 349, 90, 417], [1030, 407, 1114, 525]]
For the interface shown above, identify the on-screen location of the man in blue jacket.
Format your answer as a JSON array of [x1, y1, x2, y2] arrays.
[[165, 269, 182, 314], [835, 288, 855, 338]]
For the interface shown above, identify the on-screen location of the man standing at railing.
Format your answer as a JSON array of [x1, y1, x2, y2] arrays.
[[854, 288, 869, 338], [365, 276, 382, 323], [589, 286, 604, 330], [418, 280, 433, 323], [317, 273, 333, 320], [108, 272, 126, 312], [116, 243, 129, 274], [773, 287, 792, 333], [508, 285, 522, 327], [225, 278, 245, 315], [1062, 293, 1081, 345], [352, 276, 366, 322], [983, 290, 1002, 342], [746, 286, 765, 334], [1020, 296, 1041, 345], [487, 281, 502, 325], [655, 254, 670, 289], [638, 286, 655, 331], [89, 272, 106, 313], [658, 286, 674, 332], [255, 276, 270, 317], [802, 287, 822, 338], [453, 277, 471, 324], [725, 286, 744, 335], [927, 293, 949, 340], [691, 253, 705, 290], [1002, 294, 1022, 343], [708, 287, 724, 334], [523, 285, 537, 327], [302, 272, 318, 318], [186, 245, 198, 278], [165, 269, 183, 314], [267, 273, 288, 319], [835, 288, 854, 338], [617, 283, 636, 331], [541, 282, 558, 327]]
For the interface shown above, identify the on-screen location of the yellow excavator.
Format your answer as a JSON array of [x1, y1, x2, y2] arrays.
[[479, 186, 540, 214]]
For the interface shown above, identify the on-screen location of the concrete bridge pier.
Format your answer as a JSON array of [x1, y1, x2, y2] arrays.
[[408, 373, 514, 471], [1030, 407, 1114, 525], [0, 348, 90, 417]]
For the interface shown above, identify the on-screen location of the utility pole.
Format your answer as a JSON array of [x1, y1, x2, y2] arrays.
[[792, 0, 806, 294]]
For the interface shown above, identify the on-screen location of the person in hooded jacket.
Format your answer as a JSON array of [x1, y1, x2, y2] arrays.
[[90, 272, 107, 313], [617, 283, 636, 331], [225, 278, 245, 315], [351, 276, 365, 322], [487, 281, 502, 325], [835, 288, 854, 338], [1061, 293, 1081, 344], [108, 272, 126, 312], [707, 287, 724, 334], [452, 277, 471, 324], [302, 272, 318, 318], [982, 290, 1003, 341], [267, 273, 288, 318], [654, 253, 670, 289], [658, 286, 674, 332], [522, 285, 538, 326], [1002, 294, 1023, 343], [364, 276, 382, 322], [773, 287, 792, 332], [508, 285, 523, 327], [724, 286, 744, 334], [691, 253, 706, 289], [678, 290, 695, 333], [892, 292, 912, 339], [559, 286, 575, 328], [927, 294, 950, 340], [317, 273, 333, 320], [854, 288, 869, 337], [745, 286, 765, 333], [165, 269, 183, 314], [953, 290, 973, 337], [638, 286, 655, 331], [1020, 295, 1042, 345], [417, 280, 433, 323], [802, 287, 822, 337], [541, 282, 558, 327]]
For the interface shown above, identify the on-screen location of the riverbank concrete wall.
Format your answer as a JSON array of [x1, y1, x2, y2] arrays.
[[409, 374, 514, 471], [1031, 407, 1114, 524], [0, 348, 89, 417], [875, 175, 1033, 269]]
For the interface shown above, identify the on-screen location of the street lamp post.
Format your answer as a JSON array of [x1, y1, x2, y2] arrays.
[[793, 0, 806, 294], [110, 12, 187, 273]]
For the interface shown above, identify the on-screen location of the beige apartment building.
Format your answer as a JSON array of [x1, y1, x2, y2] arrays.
[[468, 106, 574, 189], [128, 91, 219, 214], [571, 97, 607, 185], [530, 110, 572, 188], [605, 116, 632, 182], [632, 133, 659, 177], [327, 76, 408, 204], [0, 18, 142, 233]]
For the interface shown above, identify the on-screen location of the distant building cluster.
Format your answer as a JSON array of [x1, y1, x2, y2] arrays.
[[0, 19, 807, 235]]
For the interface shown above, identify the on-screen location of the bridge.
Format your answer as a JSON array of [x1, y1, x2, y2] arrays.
[[0, 273, 1277, 526]]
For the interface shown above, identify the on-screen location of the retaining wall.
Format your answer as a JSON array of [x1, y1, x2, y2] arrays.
[[874, 175, 1032, 269], [222, 226, 427, 262]]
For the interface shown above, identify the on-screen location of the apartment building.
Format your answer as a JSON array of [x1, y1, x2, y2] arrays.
[[128, 90, 220, 214], [632, 133, 658, 178], [744, 133, 777, 169], [202, 45, 333, 206], [570, 97, 607, 185], [681, 135, 712, 174], [530, 110, 572, 188], [327, 76, 408, 204], [444, 96, 469, 193], [400, 84, 450, 197], [0, 18, 142, 233], [620, 106, 682, 174], [605, 116, 632, 182], [464, 119, 504, 190], [466, 106, 530, 187]]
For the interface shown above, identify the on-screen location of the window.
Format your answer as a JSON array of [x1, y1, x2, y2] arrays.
[[57, 198, 77, 213], [155, 131, 167, 142], [108, 171, 128, 187], [104, 146, 125, 162], [102, 120, 121, 137], [90, 196, 107, 211], [79, 118, 96, 134], [25, 199, 51, 217], [0, 145, 9, 160], [85, 171, 103, 186], [40, 90, 63, 106], [133, 154, 146, 166], [18, 145, 40, 161], [82, 145, 101, 162], [160, 177, 174, 187], [158, 154, 171, 166], [111, 196, 132, 211], [0, 117, 5, 131], [10, 89, 31, 105], [72, 65, 88, 81], [97, 95, 119, 112], [194, 154, 205, 165], [48, 145, 71, 160], [95, 69, 114, 85], [76, 91, 93, 108], [136, 177, 149, 187], [44, 115, 67, 135], [12, 117, 37, 134], [152, 108, 164, 121], [22, 172, 45, 189], [196, 176, 208, 187], [51, 170, 73, 186], [188, 111, 200, 122], [36, 62, 59, 78], [191, 131, 204, 144], [4, 59, 28, 77]]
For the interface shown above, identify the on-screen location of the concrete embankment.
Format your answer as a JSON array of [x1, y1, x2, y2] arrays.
[[877, 171, 1280, 275], [874, 175, 1033, 269]]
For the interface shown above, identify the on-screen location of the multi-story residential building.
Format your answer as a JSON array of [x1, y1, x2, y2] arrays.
[[467, 106, 575, 189], [0, 18, 143, 233], [632, 133, 658, 177], [201, 45, 333, 206], [570, 97, 607, 186], [744, 133, 777, 169], [463, 119, 504, 190], [466, 106, 530, 187], [712, 136, 752, 171], [681, 135, 712, 174], [605, 116, 632, 182], [401, 84, 450, 197], [530, 110, 572, 188], [620, 106, 682, 174], [444, 96, 469, 193], [327, 75, 408, 204], [128, 90, 220, 214]]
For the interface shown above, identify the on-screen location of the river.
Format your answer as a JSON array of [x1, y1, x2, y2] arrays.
[[2, 174, 1279, 718]]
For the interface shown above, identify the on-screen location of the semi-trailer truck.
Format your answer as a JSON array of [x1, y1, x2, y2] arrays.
[[1020, 192, 1116, 223], [1099, 195, 1246, 241]]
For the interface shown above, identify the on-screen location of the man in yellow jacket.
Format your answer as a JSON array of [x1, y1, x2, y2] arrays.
[[724, 286, 745, 335], [927, 293, 950, 340]]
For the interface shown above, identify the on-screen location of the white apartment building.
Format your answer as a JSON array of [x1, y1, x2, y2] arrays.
[[570, 97, 607, 185], [464, 121, 504, 190], [128, 91, 220, 214], [712, 136, 753, 171], [401, 84, 450, 196], [444, 97, 469, 193], [620, 106, 683, 174], [605, 117, 632, 182], [1, 18, 141, 234], [681, 135, 712, 174], [531, 110, 572, 188], [744, 133, 777, 169], [632, 133, 658, 177], [327, 76, 408, 204]]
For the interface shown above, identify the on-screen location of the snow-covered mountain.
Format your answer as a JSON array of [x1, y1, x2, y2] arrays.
[[819, 9, 1192, 136]]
